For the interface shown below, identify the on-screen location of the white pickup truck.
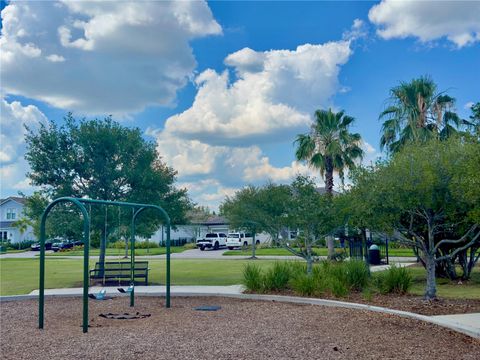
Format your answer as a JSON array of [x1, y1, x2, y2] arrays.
[[196, 233, 227, 251], [226, 232, 258, 250]]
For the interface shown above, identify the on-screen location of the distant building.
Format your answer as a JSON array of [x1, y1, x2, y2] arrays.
[[0, 197, 35, 244]]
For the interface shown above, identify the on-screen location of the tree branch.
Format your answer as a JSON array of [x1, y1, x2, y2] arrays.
[[434, 224, 479, 251]]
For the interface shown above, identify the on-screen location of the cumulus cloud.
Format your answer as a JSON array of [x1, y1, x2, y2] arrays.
[[369, 0, 480, 48], [0, 98, 47, 192], [163, 41, 352, 146], [0, 1, 221, 115]]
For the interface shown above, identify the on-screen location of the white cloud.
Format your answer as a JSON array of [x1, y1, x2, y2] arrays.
[[369, 0, 480, 48], [163, 41, 352, 146], [464, 101, 475, 110], [0, 1, 221, 115], [0, 98, 47, 194]]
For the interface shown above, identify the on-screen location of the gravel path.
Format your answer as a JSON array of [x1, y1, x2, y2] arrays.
[[1, 297, 479, 359]]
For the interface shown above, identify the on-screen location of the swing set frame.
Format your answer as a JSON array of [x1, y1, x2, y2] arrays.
[[38, 197, 171, 333]]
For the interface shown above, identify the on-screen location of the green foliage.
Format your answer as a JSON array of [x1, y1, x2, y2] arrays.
[[24, 114, 192, 240], [295, 108, 364, 190], [344, 260, 370, 291], [290, 273, 317, 296], [374, 266, 413, 295], [345, 137, 480, 295], [242, 263, 264, 292], [379, 76, 462, 153], [107, 240, 159, 249], [263, 262, 292, 291]]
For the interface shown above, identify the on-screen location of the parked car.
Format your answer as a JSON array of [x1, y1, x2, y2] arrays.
[[52, 241, 75, 252], [226, 232, 258, 250], [196, 233, 227, 251], [31, 242, 53, 251]]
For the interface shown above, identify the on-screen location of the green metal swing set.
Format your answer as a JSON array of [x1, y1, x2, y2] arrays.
[[37, 197, 172, 333]]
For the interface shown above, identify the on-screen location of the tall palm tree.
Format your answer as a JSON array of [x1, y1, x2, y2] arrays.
[[295, 108, 364, 195], [380, 76, 462, 153]]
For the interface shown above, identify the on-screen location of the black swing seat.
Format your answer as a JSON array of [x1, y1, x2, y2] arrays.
[[89, 261, 149, 285]]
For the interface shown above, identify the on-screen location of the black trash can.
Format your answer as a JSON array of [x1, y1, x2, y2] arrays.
[[368, 244, 381, 265]]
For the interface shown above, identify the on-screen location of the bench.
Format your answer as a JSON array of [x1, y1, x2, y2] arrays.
[[89, 261, 149, 286]]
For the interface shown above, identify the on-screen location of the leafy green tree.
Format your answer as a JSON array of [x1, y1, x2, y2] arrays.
[[346, 137, 480, 299], [464, 101, 480, 135], [295, 108, 363, 193], [25, 114, 191, 268], [380, 76, 462, 153], [283, 176, 337, 274], [295, 108, 363, 259], [221, 183, 291, 253]]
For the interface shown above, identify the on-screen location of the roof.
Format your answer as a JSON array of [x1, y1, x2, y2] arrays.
[[0, 196, 27, 206]]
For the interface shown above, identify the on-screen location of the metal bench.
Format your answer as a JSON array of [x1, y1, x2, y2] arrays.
[[89, 261, 149, 285]]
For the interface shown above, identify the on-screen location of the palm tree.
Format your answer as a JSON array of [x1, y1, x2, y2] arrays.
[[380, 76, 462, 153], [295, 108, 364, 195]]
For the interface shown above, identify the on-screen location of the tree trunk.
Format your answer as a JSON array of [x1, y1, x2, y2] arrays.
[[306, 231, 313, 275], [325, 160, 334, 195], [425, 253, 437, 300], [327, 236, 335, 260]]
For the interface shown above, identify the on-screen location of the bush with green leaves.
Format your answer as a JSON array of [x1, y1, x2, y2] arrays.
[[242, 263, 264, 292], [264, 262, 292, 291], [290, 273, 317, 296], [344, 260, 370, 291], [374, 265, 412, 294]]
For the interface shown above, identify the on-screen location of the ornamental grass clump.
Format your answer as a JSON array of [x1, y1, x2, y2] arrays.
[[242, 263, 263, 292], [263, 262, 292, 291], [344, 260, 370, 291], [375, 265, 413, 294], [290, 273, 317, 296]]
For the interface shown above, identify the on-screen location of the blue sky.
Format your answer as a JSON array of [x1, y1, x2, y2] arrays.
[[1, 1, 479, 209]]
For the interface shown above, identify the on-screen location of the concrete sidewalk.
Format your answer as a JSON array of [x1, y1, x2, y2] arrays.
[[28, 285, 245, 296]]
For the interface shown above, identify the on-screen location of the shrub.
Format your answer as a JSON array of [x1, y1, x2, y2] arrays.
[[263, 262, 292, 291], [375, 265, 412, 294], [344, 260, 370, 291], [290, 273, 316, 296], [183, 242, 197, 250], [242, 263, 264, 292]]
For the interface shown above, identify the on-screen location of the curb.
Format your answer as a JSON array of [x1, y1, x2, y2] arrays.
[[1, 292, 478, 339]]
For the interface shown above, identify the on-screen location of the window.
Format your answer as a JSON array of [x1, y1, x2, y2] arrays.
[[6, 208, 16, 220], [2, 232, 7, 240]]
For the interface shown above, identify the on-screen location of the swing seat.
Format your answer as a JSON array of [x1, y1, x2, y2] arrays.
[[89, 261, 149, 285], [89, 289, 107, 300], [117, 285, 134, 294]]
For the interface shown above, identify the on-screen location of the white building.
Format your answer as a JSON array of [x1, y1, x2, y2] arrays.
[[0, 197, 35, 244]]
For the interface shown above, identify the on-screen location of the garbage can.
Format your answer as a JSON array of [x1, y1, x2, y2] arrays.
[[368, 244, 381, 265]]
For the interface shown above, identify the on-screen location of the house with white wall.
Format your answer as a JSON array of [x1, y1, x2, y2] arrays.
[[0, 197, 35, 244]]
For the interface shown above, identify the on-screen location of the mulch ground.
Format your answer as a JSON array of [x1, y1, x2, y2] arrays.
[[1, 297, 479, 360]]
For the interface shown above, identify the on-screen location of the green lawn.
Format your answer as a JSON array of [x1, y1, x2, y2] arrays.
[[223, 247, 416, 257], [45, 246, 186, 257], [1, 258, 477, 299], [408, 266, 480, 299], [0, 258, 278, 295]]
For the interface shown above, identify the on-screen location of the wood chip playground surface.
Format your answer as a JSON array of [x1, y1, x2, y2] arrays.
[[1, 297, 479, 359]]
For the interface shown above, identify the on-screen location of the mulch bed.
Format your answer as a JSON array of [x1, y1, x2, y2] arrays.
[[254, 289, 480, 316], [1, 297, 479, 359]]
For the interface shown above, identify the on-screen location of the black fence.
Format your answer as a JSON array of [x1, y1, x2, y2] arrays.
[[346, 235, 389, 265]]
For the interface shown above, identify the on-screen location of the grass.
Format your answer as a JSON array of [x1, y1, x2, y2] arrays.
[[0, 258, 278, 296], [1, 249, 29, 253], [408, 266, 480, 299], [1, 257, 478, 299], [223, 247, 416, 257], [45, 247, 186, 257]]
